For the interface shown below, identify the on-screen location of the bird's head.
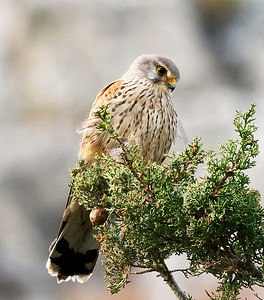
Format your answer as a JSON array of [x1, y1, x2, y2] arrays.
[[124, 54, 180, 92]]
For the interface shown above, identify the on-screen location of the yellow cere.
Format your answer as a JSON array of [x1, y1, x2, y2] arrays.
[[167, 78, 177, 83]]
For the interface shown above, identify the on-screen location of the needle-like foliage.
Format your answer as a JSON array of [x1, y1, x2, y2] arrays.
[[70, 103, 264, 299]]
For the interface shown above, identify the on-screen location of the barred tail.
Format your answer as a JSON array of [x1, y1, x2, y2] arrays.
[[46, 193, 99, 283]]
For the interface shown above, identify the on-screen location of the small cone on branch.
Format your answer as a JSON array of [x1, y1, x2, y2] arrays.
[[90, 207, 108, 226]]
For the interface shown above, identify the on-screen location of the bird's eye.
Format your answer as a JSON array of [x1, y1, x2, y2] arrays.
[[157, 66, 167, 76]]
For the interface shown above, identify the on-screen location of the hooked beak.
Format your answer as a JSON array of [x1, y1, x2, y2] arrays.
[[166, 78, 177, 92]]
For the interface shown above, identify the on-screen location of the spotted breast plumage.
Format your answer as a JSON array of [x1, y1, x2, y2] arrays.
[[46, 54, 180, 283]]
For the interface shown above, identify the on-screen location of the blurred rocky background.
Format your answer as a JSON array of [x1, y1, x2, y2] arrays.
[[0, 0, 263, 299]]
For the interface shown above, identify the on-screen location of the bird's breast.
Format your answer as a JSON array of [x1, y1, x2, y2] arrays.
[[99, 78, 177, 165], [126, 92, 177, 164]]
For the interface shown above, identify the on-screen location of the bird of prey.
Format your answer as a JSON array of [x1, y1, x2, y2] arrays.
[[46, 54, 180, 283]]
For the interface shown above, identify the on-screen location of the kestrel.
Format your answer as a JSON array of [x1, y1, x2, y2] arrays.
[[46, 54, 180, 283]]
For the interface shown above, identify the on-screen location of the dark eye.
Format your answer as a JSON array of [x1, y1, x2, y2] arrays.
[[157, 66, 167, 76]]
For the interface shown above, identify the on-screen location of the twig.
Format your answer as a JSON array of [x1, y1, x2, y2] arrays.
[[226, 251, 262, 279], [201, 245, 262, 280], [169, 268, 192, 275], [211, 171, 233, 200], [156, 268, 191, 280], [221, 242, 262, 279], [159, 258, 187, 300], [211, 149, 242, 201], [130, 269, 155, 275], [172, 160, 191, 183], [115, 135, 156, 202], [142, 223, 181, 242], [254, 293, 263, 300], [200, 248, 262, 281], [131, 263, 153, 269], [205, 290, 214, 299]]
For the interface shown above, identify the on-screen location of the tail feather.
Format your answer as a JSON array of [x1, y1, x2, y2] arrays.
[[46, 201, 99, 283]]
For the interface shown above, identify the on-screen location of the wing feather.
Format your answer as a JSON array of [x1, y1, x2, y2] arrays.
[[79, 80, 124, 164]]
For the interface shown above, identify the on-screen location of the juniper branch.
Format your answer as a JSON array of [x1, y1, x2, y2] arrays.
[[70, 103, 264, 299], [159, 258, 186, 300]]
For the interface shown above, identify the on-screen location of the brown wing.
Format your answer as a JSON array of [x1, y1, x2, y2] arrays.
[[80, 79, 124, 165], [53, 80, 125, 239], [91, 80, 123, 110]]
